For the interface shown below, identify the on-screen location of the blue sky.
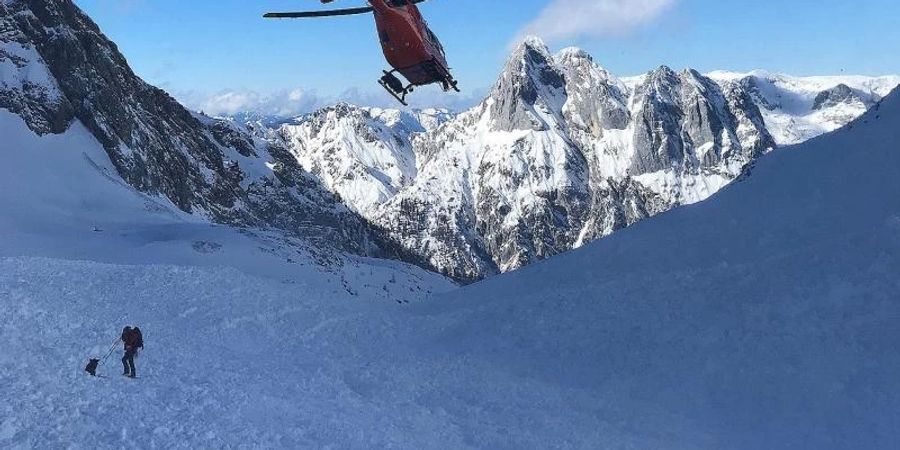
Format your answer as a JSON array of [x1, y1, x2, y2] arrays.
[[74, 0, 900, 114]]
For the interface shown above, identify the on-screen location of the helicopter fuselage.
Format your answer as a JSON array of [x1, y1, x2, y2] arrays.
[[370, 0, 451, 87], [263, 0, 458, 105]]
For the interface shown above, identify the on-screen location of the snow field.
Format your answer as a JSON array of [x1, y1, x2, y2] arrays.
[[1, 38, 899, 447]]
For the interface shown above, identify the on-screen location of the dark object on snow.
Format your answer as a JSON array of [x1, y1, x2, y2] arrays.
[[133, 327, 144, 350], [122, 348, 136, 378], [121, 326, 144, 378], [85, 358, 100, 376], [121, 326, 132, 346], [121, 326, 144, 350], [85, 337, 120, 377]]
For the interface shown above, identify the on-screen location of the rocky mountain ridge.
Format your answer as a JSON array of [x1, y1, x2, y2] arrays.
[[269, 38, 897, 280], [0, 0, 423, 264], [4, 1, 895, 282], [707, 70, 900, 144]]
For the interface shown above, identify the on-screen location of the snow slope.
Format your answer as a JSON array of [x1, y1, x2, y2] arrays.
[[3, 83, 899, 448], [0, 89, 457, 445], [0, 107, 452, 292], [407, 91, 900, 448]]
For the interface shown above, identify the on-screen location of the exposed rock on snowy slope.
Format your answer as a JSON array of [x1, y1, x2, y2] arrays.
[[0, 0, 416, 261], [267, 104, 423, 218], [0, 4, 70, 133], [256, 104, 455, 218], [708, 70, 900, 144]]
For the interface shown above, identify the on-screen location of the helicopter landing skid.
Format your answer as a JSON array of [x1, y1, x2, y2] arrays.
[[431, 60, 460, 93], [378, 63, 460, 106]]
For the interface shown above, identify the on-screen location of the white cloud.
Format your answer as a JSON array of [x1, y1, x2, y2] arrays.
[[520, 0, 677, 44], [176, 89, 326, 118], [174, 84, 488, 117]]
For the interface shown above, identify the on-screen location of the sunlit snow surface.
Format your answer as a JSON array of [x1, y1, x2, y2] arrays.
[[707, 70, 900, 145], [2, 81, 900, 450]]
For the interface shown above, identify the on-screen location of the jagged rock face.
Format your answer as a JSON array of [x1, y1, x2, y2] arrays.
[[378, 178, 497, 280], [812, 84, 870, 110], [272, 103, 421, 218], [0, 0, 412, 260], [0, 2, 71, 134], [737, 76, 782, 112], [7, 0, 239, 213], [556, 48, 629, 136], [630, 67, 689, 174], [488, 37, 567, 132], [630, 68, 764, 175], [362, 39, 775, 279], [577, 177, 669, 244], [262, 40, 896, 282]]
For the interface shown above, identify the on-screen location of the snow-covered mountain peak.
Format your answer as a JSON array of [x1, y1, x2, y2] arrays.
[[555, 50, 629, 137], [640, 66, 689, 94], [412, 107, 454, 131], [504, 36, 557, 75], [650, 64, 678, 79], [708, 71, 900, 144], [555, 46, 593, 61], [812, 83, 872, 110], [250, 42, 892, 281], [554, 46, 613, 79], [488, 35, 566, 131], [631, 66, 700, 107], [271, 102, 422, 219], [554, 46, 619, 86], [517, 35, 550, 52]]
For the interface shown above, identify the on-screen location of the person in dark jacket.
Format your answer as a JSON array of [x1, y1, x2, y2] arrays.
[[121, 326, 143, 378]]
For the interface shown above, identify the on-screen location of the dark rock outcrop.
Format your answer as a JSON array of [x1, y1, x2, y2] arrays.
[[0, 0, 424, 263]]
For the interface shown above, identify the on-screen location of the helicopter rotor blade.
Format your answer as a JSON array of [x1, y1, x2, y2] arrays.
[[264, 0, 432, 19], [264, 6, 374, 19]]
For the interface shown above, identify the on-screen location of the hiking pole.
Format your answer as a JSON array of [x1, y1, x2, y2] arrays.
[[99, 337, 120, 365]]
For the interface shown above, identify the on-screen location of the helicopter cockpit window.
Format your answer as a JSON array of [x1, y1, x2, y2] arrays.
[[389, 0, 409, 7]]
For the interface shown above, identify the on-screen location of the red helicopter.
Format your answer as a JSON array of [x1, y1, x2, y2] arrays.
[[265, 0, 459, 106]]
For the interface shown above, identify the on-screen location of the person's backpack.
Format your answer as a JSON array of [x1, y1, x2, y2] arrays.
[[133, 327, 144, 349]]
